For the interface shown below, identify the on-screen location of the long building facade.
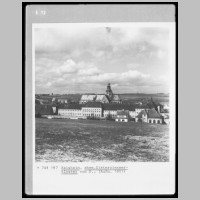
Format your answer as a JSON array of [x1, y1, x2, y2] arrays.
[[56, 101, 163, 123]]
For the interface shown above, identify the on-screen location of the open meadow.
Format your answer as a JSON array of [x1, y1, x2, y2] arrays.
[[35, 118, 169, 162]]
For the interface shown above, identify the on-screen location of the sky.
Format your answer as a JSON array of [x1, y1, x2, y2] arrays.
[[34, 24, 170, 94]]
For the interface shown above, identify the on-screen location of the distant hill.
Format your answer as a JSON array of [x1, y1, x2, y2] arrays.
[[37, 93, 169, 104], [119, 93, 169, 104], [119, 93, 169, 96]]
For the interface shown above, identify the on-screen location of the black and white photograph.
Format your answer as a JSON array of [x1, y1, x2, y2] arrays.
[[24, 3, 177, 196], [34, 23, 172, 163]]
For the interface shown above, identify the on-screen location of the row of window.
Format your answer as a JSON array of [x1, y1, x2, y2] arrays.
[[104, 114, 115, 117], [59, 109, 137, 113], [59, 109, 80, 112], [83, 109, 101, 112], [148, 119, 161, 124], [104, 112, 116, 114], [59, 111, 80, 113], [83, 114, 101, 117], [59, 113, 81, 115]]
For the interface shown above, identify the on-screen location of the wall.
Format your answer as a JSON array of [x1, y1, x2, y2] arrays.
[[82, 107, 102, 117], [103, 110, 117, 118], [58, 109, 82, 117], [148, 118, 162, 124]]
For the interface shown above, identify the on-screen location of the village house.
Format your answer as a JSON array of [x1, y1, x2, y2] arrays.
[[147, 109, 163, 124], [135, 110, 148, 123], [103, 104, 120, 118], [135, 105, 149, 116], [159, 108, 170, 124], [135, 108, 163, 124], [103, 104, 136, 119], [115, 110, 129, 122]]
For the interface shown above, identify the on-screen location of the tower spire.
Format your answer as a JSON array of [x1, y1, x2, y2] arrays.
[[106, 83, 113, 100]]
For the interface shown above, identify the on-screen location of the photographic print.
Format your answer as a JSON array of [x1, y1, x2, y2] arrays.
[[23, 3, 177, 196], [34, 23, 172, 163]]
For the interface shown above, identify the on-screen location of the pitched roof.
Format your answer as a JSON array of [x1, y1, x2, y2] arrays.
[[95, 95, 110, 102], [147, 109, 162, 119], [116, 110, 129, 117], [83, 102, 102, 108], [103, 103, 135, 111], [136, 110, 147, 118], [58, 103, 82, 110], [111, 94, 121, 101], [135, 104, 149, 109], [80, 95, 96, 101]]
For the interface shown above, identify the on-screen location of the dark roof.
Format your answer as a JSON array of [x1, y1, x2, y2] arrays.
[[83, 102, 102, 108], [147, 109, 162, 119], [135, 104, 149, 109], [103, 103, 136, 111], [116, 110, 129, 117], [57, 97, 70, 100], [35, 105, 54, 115], [146, 100, 163, 109], [58, 103, 82, 110]]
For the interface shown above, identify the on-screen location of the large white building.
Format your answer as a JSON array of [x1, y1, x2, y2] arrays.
[[82, 102, 103, 118], [58, 104, 82, 118]]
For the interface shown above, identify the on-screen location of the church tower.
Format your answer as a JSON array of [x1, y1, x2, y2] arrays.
[[106, 83, 113, 100]]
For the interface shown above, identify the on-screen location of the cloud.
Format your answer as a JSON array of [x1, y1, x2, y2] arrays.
[[75, 70, 150, 85], [35, 27, 168, 58], [55, 59, 77, 74], [34, 26, 170, 93], [78, 67, 101, 76]]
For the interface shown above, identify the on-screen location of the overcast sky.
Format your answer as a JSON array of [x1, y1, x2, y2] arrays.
[[35, 25, 170, 94]]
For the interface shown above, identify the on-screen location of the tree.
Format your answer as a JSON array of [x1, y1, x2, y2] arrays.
[[106, 112, 114, 121]]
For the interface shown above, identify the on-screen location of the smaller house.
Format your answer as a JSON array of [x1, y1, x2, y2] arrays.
[[135, 108, 163, 124], [115, 110, 129, 122], [146, 109, 163, 124], [135, 105, 149, 116], [135, 110, 148, 123]]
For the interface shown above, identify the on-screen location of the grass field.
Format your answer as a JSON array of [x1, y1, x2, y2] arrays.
[[35, 118, 169, 162]]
